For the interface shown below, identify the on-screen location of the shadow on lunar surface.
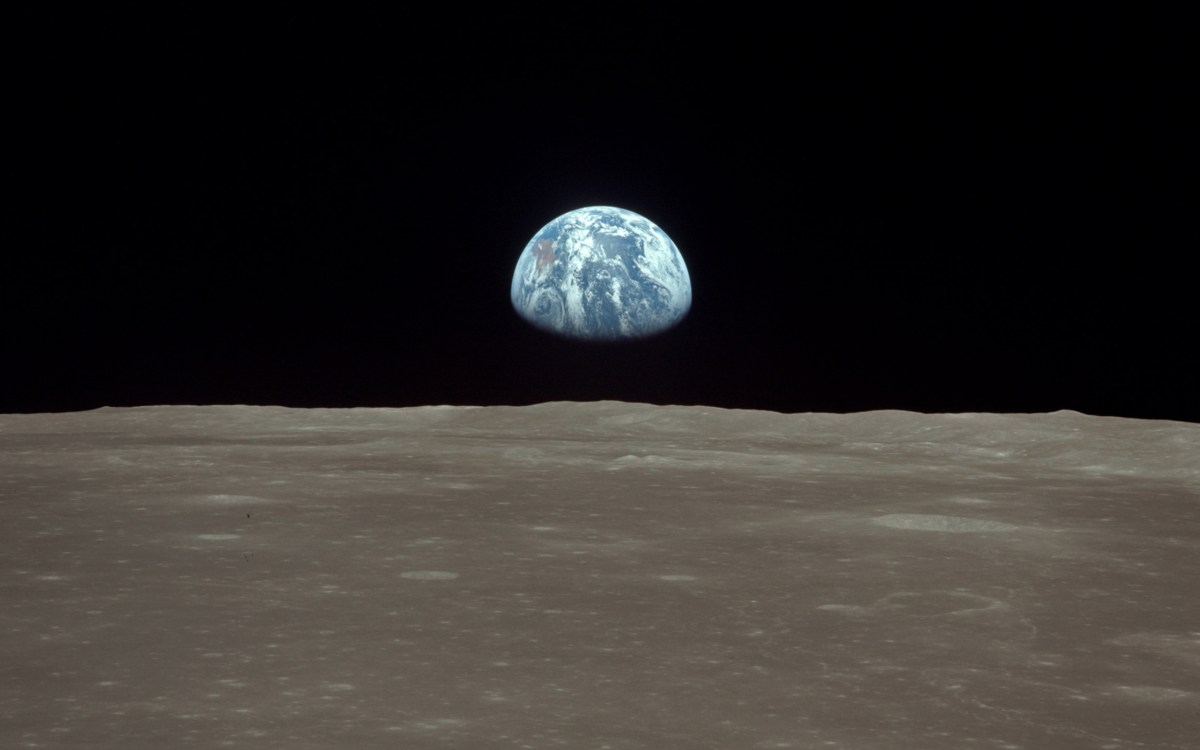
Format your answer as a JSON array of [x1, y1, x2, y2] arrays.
[[1, 402, 1198, 749]]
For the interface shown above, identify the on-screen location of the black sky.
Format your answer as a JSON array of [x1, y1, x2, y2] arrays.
[[7, 7, 1194, 421]]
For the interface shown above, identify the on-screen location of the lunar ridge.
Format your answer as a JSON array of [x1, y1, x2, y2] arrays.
[[2, 402, 1198, 749]]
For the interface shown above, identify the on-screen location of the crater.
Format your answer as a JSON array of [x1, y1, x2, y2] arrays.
[[193, 494, 274, 506], [1111, 685, 1194, 701], [399, 570, 459, 581], [872, 514, 1019, 533], [875, 591, 1007, 617]]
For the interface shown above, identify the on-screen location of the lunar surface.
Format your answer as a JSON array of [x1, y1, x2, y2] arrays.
[[2, 402, 1198, 749]]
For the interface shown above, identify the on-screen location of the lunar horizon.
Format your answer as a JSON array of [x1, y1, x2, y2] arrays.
[[2, 401, 1198, 749]]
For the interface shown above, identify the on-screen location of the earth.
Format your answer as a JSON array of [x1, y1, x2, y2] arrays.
[[510, 206, 692, 341]]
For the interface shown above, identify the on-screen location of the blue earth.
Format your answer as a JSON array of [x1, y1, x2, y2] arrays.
[[510, 206, 692, 341]]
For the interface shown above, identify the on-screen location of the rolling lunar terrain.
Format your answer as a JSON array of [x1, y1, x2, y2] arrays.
[[2, 402, 1198, 749]]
